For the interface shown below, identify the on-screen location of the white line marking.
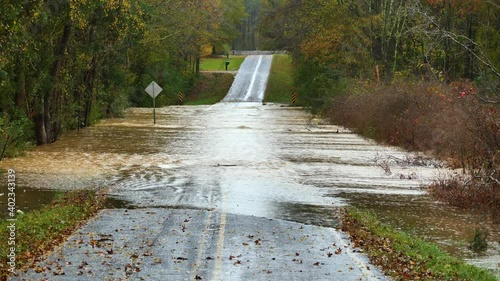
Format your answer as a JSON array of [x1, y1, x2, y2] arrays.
[[243, 55, 263, 101]]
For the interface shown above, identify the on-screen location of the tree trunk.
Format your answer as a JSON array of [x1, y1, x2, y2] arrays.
[[15, 54, 26, 111], [35, 21, 71, 145], [195, 56, 200, 74], [82, 56, 97, 128], [464, 13, 475, 80], [35, 113, 47, 145]]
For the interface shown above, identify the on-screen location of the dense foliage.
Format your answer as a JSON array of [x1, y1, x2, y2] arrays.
[[259, 0, 500, 106], [0, 0, 247, 150]]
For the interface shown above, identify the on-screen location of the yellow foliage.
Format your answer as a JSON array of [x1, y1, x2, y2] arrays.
[[201, 45, 213, 57]]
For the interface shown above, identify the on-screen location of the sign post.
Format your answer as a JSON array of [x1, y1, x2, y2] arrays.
[[145, 81, 163, 124]]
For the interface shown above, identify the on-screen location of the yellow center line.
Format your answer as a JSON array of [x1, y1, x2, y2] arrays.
[[211, 210, 227, 280], [190, 210, 213, 280]]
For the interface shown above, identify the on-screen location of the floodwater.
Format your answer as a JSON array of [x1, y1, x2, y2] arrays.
[[1, 103, 498, 277]]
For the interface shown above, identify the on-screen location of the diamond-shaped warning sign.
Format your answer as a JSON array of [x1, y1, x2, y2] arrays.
[[145, 81, 163, 98]]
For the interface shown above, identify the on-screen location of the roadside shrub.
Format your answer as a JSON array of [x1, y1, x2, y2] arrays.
[[328, 80, 499, 171], [428, 176, 500, 223], [0, 112, 34, 160], [294, 61, 350, 113], [327, 80, 499, 216], [469, 229, 489, 252]]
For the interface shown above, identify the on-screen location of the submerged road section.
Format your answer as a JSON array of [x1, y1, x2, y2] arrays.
[[5, 55, 452, 280]]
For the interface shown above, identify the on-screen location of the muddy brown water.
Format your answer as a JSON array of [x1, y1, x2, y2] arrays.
[[1, 104, 498, 277]]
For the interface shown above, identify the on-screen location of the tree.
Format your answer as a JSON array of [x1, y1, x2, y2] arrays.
[[212, 0, 247, 54]]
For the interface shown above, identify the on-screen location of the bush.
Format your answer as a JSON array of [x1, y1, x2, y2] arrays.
[[294, 61, 350, 113], [429, 176, 500, 223], [0, 112, 34, 160], [328, 80, 499, 172], [327, 80, 499, 216]]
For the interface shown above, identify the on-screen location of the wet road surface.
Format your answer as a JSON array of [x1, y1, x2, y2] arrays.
[[12, 209, 381, 280], [3, 55, 498, 279], [222, 55, 272, 102]]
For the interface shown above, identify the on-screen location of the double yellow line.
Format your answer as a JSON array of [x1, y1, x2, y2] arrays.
[[189, 206, 227, 280]]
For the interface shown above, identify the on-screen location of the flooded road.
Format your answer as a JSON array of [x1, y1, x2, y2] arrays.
[[1, 54, 499, 279], [3, 103, 499, 278]]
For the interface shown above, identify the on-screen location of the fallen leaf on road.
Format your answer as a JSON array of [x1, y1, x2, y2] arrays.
[[53, 269, 65, 276]]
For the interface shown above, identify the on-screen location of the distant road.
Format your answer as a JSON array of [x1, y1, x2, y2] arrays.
[[222, 55, 273, 102]]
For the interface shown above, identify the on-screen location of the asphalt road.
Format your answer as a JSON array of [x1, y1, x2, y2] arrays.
[[12, 209, 385, 280], [222, 55, 273, 102]]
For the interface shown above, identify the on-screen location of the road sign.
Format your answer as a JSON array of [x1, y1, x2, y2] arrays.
[[145, 81, 162, 98], [145, 81, 163, 124], [292, 92, 297, 106]]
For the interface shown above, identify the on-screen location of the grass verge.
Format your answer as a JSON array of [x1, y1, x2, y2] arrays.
[[184, 73, 234, 105], [0, 189, 105, 280], [340, 208, 497, 281], [200, 55, 245, 71], [264, 54, 297, 104]]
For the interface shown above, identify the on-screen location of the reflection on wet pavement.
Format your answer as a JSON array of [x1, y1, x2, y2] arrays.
[[1, 103, 498, 276]]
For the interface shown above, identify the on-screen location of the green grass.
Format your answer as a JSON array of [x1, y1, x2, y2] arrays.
[[200, 56, 246, 71], [264, 54, 297, 104], [342, 208, 497, 281], [184, 73, 234, 105], [0, 190, 104, 279]]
